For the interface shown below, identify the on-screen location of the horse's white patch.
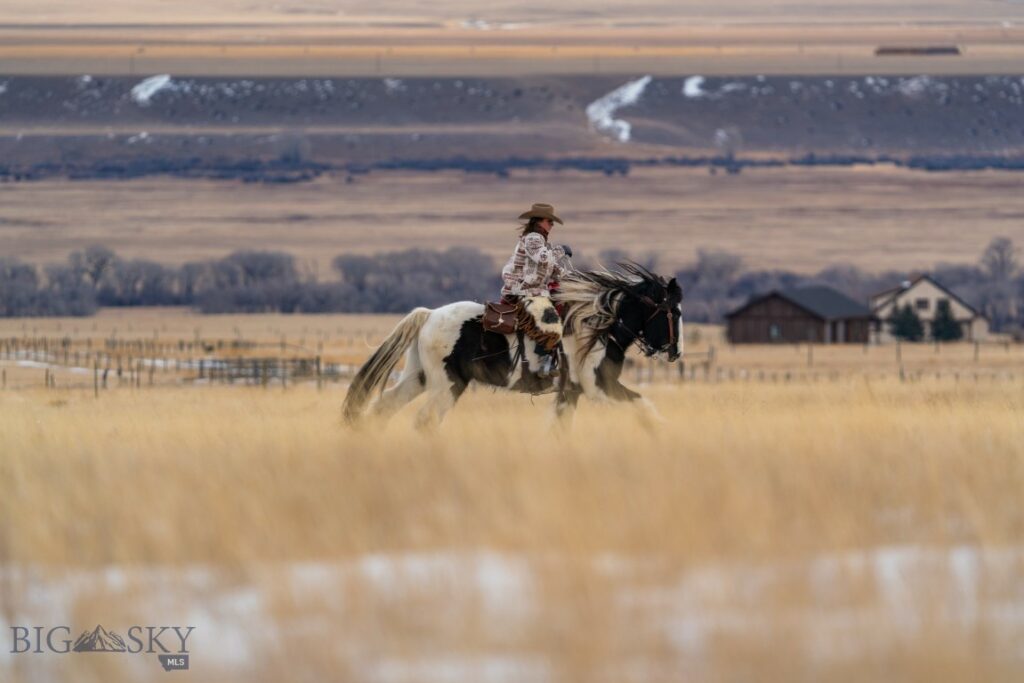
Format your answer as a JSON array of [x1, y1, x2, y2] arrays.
[[419, 302, 484, 371], [585, 75, 652, 143], [562, 335, 609, 401]]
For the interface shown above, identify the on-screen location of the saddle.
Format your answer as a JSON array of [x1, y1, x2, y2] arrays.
[[482, 300, 561, 352]]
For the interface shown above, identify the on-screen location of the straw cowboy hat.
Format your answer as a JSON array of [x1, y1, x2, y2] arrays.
[[518, 203, 563, 225]]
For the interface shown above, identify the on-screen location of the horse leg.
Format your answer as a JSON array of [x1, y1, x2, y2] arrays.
[[372, 371, 425, 422], [414, 380, 467, 430], [554, 381, 581, 427], [370, 347, 425, 422], [584, 352, 665, 432], [553, 352, 582, 428]]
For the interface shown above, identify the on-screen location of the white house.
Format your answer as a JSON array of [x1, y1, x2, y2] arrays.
[[870, 275, 988, 342]]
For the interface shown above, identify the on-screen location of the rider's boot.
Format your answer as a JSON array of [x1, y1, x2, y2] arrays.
[[536, 345, 559, 379]]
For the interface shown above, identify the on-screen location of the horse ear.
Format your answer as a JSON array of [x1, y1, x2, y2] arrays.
[[668, 277, 681, 294]]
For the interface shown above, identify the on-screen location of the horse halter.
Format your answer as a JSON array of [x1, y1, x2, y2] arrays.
[[611, 293, 678, 357]]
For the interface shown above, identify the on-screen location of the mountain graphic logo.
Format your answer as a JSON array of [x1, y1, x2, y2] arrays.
[[72, 625, 127, 653]]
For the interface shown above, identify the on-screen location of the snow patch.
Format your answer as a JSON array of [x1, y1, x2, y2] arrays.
[[682, 76, 707, 98], [897, 75, 934, 98], [1, 545, 1023, 679], [131, 74, 173, 106], [383, 78, 406, 94], [585, 75, 652, 143]]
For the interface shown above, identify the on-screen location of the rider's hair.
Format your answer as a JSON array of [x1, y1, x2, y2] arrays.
[[518, 217, 547, 237]]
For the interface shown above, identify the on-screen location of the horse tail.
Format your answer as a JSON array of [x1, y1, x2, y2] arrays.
[[342, 307, 431, 425]]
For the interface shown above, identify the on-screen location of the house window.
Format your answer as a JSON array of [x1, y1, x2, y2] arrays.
[[769, 323, 781, 341], [915, 298, 929, 310]]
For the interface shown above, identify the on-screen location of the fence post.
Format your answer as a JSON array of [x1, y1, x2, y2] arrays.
[[94, 361, 99, 398]]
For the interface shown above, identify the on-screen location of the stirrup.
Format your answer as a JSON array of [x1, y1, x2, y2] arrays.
[[537, 354, 558, 379]]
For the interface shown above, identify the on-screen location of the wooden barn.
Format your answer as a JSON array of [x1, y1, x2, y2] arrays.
[[725, 286, 874, 344]]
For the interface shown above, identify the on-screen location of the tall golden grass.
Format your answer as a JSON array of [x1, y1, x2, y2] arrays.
[[1, 375, 1021, 681]]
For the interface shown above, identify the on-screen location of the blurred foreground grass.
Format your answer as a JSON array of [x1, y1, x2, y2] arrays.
[[1, 381, 1021, 564], [0, 380, 1022, 681]]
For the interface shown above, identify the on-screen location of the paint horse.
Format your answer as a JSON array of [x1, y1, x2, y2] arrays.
[[341, 263, 682, 428]]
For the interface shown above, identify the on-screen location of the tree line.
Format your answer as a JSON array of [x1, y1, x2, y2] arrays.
[[0, 247, 497, 317], [1, 238, 1021, 335]]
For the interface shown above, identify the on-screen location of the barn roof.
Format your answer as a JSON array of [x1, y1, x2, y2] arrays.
[[726, 285, 873, 321]]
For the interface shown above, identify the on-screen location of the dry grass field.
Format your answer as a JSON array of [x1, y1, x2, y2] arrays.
[[4, 167, 1024, 275], [1, 309, 1023, 681], [0, 363, 1022, 681]]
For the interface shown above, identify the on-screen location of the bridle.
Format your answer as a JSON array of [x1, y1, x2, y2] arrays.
[[609, 292, 678, 357]]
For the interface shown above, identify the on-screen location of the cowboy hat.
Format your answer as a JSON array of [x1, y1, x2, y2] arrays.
[[518, 203, 563, 225]]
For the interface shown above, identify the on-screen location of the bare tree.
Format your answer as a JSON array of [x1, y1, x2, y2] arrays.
[[981, 237, 1018, 281]]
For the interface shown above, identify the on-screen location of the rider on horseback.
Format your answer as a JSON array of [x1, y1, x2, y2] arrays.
[[501, 203, 573, 377]]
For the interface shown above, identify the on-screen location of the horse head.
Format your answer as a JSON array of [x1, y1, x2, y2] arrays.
[[617, 265, 683, 362]]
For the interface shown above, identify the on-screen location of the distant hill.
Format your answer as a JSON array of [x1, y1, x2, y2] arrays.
[[1, 74, 1023, 178]]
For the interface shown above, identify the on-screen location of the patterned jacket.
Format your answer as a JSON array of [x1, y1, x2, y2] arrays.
[[500, 232, 570, 298]]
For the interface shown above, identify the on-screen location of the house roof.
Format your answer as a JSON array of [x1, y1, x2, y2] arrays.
[[870, 274, 981, 317], [726, 285, 873, 321]]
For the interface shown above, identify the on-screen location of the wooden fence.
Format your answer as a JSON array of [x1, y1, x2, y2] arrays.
[[1, 335, 1021, 392]]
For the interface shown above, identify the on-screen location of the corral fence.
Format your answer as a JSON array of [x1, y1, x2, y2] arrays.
[[1, 336, 1021, 393], [0, 336, 356, 394]]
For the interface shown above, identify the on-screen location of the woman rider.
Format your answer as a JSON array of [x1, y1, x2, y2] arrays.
[[500, 203, 573, 376]]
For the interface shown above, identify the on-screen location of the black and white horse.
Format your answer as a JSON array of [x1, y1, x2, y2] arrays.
[[341, 264, 682, 428], [553, 263, 682, 425]]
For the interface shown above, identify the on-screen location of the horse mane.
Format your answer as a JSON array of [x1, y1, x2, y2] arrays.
[[553, 262, 668, 364]]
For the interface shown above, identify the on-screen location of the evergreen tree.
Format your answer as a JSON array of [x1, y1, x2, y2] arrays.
[[888, 303, 924, 341], [931, 299, 963, 341]]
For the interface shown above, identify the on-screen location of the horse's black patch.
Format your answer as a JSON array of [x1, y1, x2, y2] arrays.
[[593, 341, 641, 401], [417, 370, 426, 387], [443, 318, 514, 390], [443, 318, 557, 396], [541, 308, 560, 324]]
